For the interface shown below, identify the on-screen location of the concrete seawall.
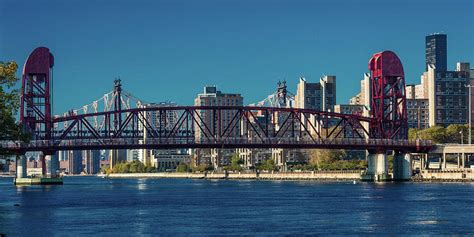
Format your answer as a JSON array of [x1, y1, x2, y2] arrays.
[[103, 170, 474, 182], [413, 169, 474, 182], [106, 171, 363, 180]]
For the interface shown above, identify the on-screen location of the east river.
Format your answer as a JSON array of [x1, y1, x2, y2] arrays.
[[0, 176, 473, 235]]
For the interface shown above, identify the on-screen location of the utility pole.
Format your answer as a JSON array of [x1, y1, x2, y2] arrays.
[[465, 84, 473, 145]]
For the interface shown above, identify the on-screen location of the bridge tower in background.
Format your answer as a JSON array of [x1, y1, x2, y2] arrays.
[[365, 51, 411, 181]]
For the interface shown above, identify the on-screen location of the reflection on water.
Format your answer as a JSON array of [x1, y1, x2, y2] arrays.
[[137, 179, 147, 191], [0, 177, 473, 235]]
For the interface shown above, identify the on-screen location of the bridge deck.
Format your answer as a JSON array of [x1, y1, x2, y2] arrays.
[[1, 138, 432, 153]]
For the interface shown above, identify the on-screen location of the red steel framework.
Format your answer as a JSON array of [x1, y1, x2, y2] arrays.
[[369, 51, 408, 139], [19, 47, 54, 140], [4, 105, 431, 153], [3, 47, 430, 155]]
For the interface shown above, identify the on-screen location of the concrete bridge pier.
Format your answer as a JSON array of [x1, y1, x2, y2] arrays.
[[14, 151, 62, 185], [393, 152, 412, 181], [16, 155, 27, 179], [362, 152, 390, 181]]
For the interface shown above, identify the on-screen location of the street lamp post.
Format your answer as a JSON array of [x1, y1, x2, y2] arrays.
[[465, 84, 473, 145]]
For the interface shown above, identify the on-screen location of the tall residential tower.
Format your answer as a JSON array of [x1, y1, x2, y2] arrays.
[[426, 33, 447, 71]]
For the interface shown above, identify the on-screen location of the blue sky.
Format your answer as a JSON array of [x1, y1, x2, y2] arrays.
[[1, 0, 473, 115]]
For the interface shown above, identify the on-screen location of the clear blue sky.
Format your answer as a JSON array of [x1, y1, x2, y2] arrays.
[[1, 0, 473, 115]]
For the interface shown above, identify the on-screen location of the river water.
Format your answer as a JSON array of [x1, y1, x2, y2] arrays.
[[0, 176, 473, 236]]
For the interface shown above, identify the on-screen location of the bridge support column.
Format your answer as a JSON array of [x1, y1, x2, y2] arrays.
[[16, 155, 27, 179], [393, 152, 412, 181], [442, 153, 446, 170], [362, 152, 390, 181]]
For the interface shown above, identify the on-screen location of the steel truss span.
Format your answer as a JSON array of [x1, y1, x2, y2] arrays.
[[2, 106, 432, 153], [0, 47, 433, 154]]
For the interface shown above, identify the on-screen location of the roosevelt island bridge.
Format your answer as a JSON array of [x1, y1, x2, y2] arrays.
[[0, 47, 434, 184]]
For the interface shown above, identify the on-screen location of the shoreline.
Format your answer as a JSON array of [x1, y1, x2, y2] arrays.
[[3, 170, 473, 182], [102, 171, 362, 181], [100, 170, 474, 182]]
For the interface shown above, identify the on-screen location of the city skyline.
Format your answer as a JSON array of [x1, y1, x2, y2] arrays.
[[2, 1, 474, 235], [1, 0, 473, 115]]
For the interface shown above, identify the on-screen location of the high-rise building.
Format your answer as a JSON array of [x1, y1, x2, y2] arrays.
[[349, 74, 371, 119], [427, 62, 470, 127], [470, 69, 474, 126], [127, 150, 139, 162], [295, 77, 322, 110], [238, 113, 274, 168], [138, 102, 179, 167], [405, 34, 471, 128], [194, 86, 243, 168], [426, 33, 447, 71], [109, 149, 127, 169], [349, 74, 370, 107], [295, 76, 336, 112], [406, 84, 429, 129], [334, 104, 364, 115], [68, 150, 83, 174], [320, 75, 336, 112], [84, 150, 101, 174], [333, 104, 366, 158], [289, 76, 336, 170]]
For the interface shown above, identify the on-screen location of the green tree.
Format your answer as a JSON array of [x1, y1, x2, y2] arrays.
[[309, 149, 346, 168], [144, 165, 156, 173], [417, 126, 448, 143], [257, 159, 277, 171], [409, 125, 471, 144], [192, 164, 214, 172], [446, 124, 468, 144], [408, 128, 420, 140], [307, 149, 366, 170], [108, 160, 156, 173], [176, 162, 191, 172], [129, 160, 145, 173], [225, 153, 243, 171], [0, 62, 30, 152]]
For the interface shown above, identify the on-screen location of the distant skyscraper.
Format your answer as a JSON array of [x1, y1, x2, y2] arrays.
[[68, 150, 83, 174], [109, 149, 127, 169], [295, 75, 336, 112], [84, 150, 101, 174], [426, 33, 447, 71], [320, 75, 336, 112], [295, 77, 322, 110]]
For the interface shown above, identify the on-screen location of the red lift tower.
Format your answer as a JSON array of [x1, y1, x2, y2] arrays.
[[20, 47, 54, 140], [369, 51, 408, 140]]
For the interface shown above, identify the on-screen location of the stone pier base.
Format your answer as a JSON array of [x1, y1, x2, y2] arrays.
[[362, 153, 391, 181], [14, 177, 63, 185], [393, 153, 412, 181]]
